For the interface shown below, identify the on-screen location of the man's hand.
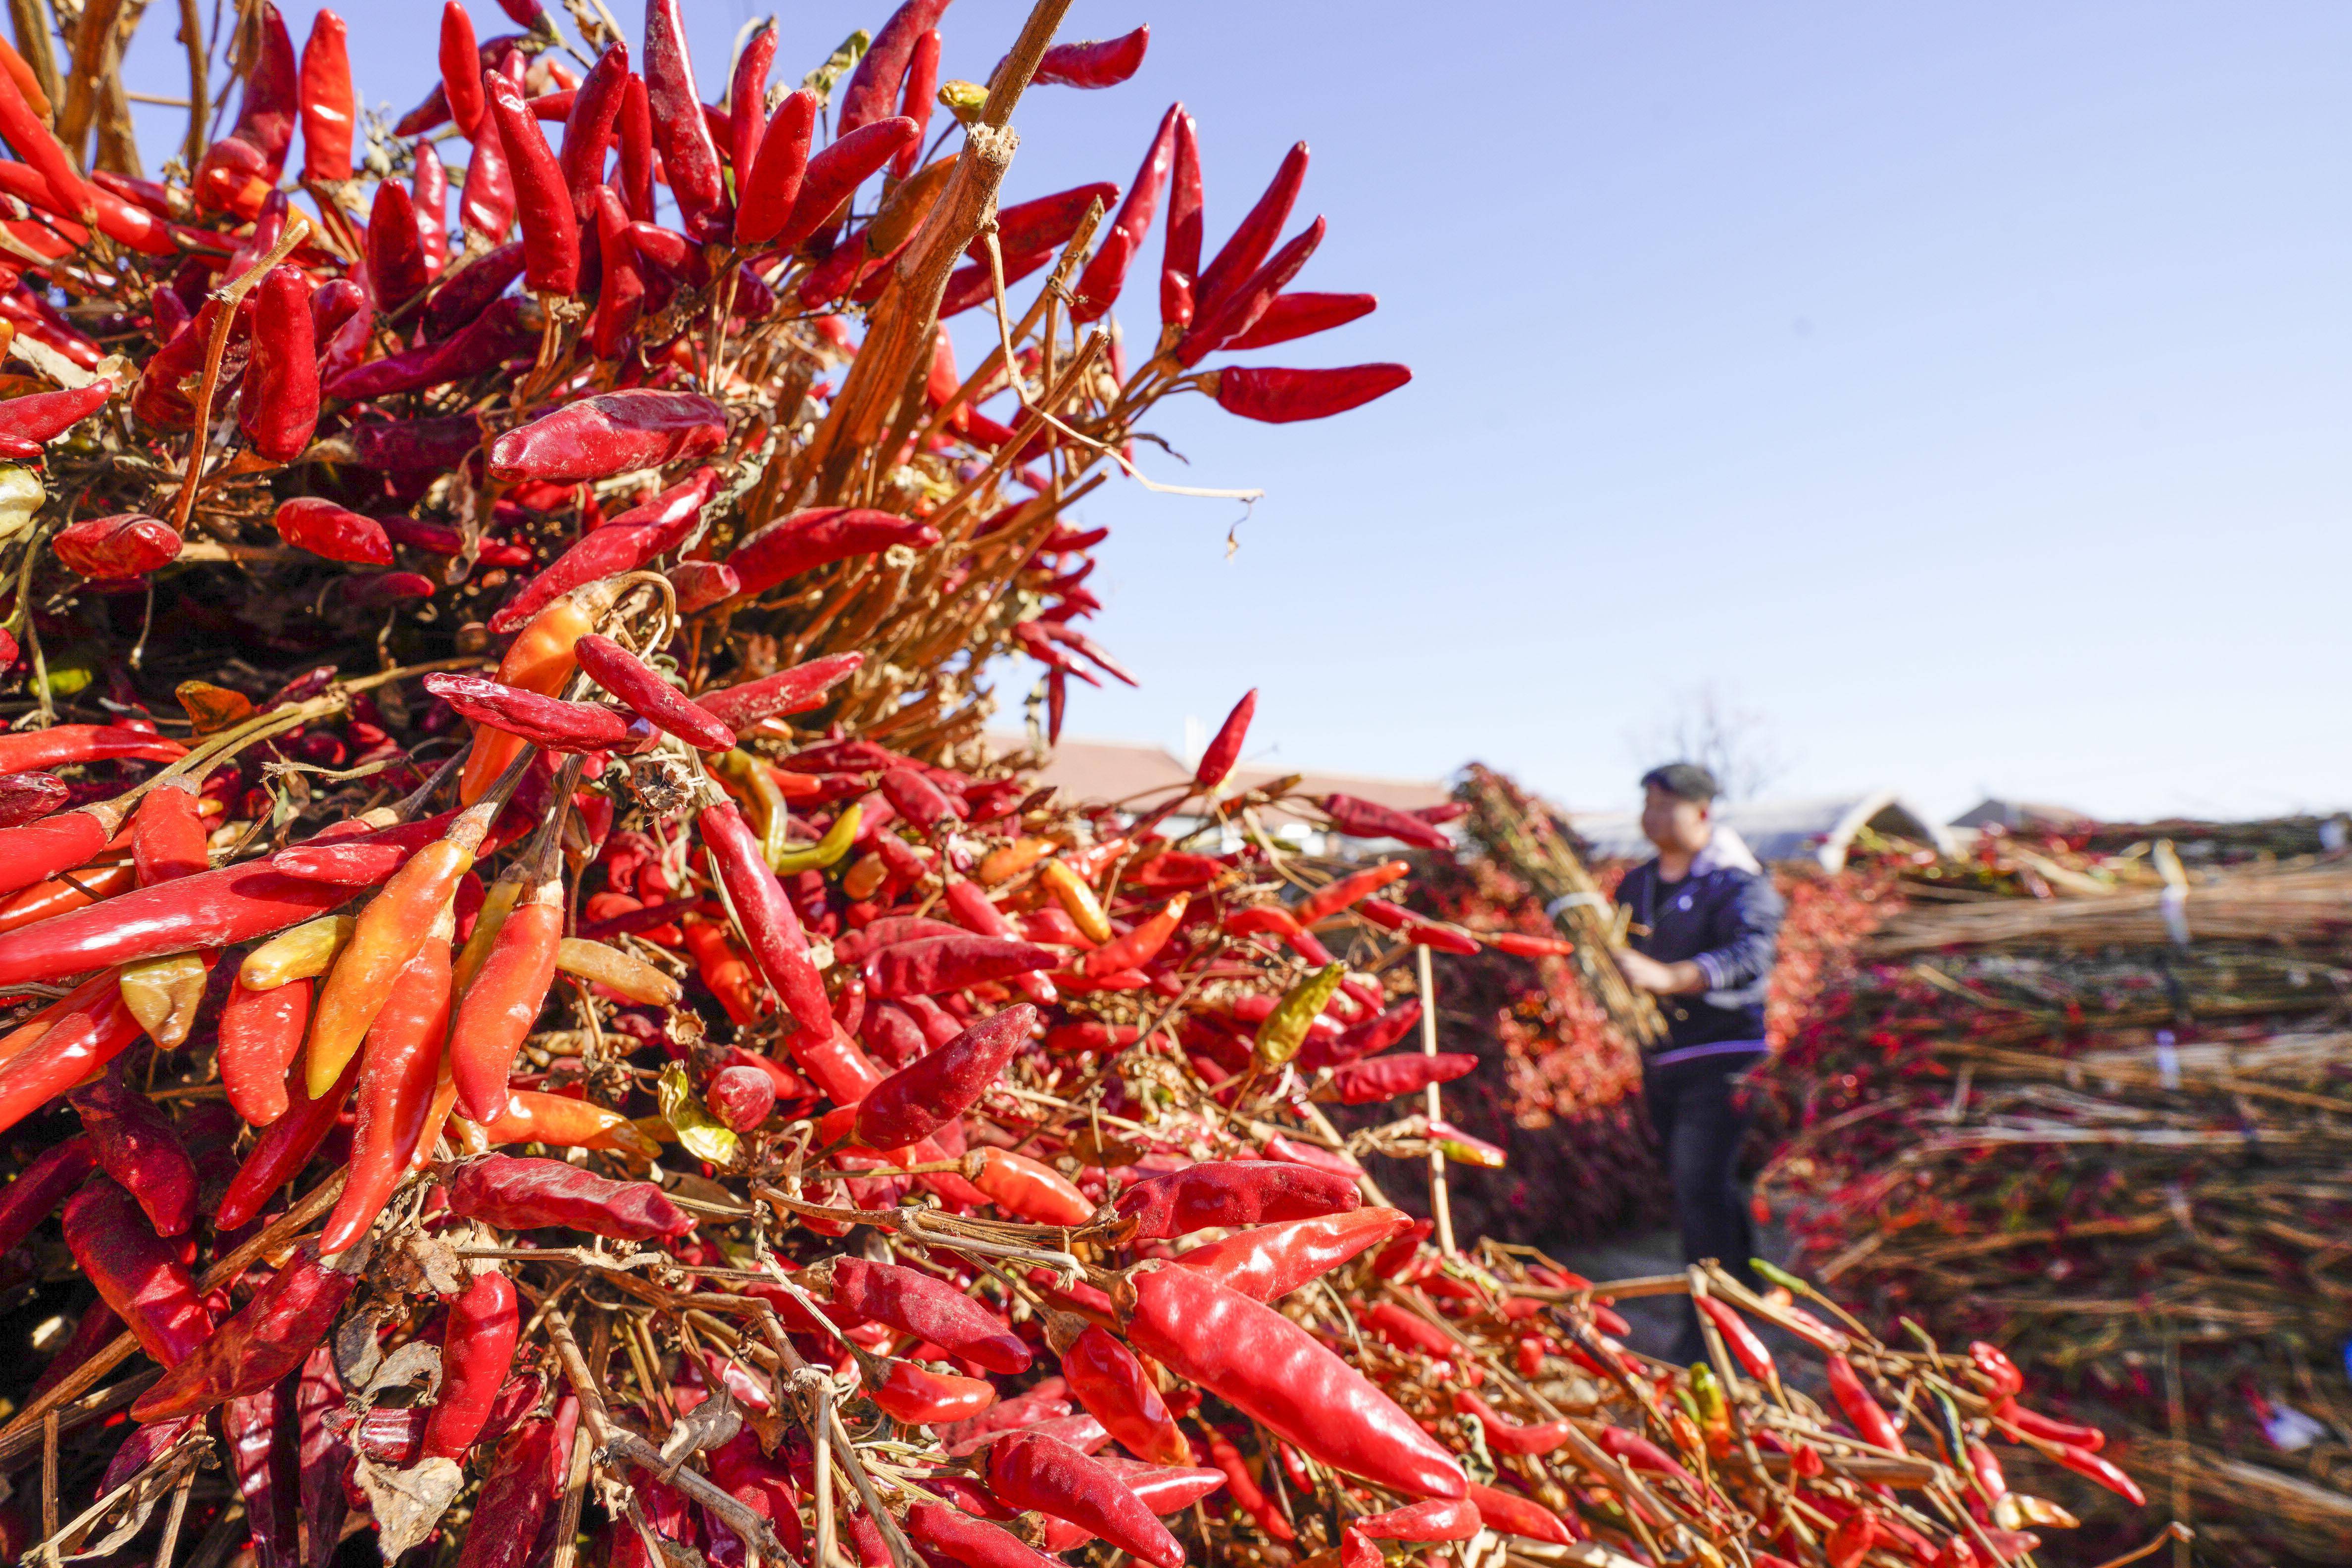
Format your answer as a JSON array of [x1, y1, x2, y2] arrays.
[[1613, 948, 1706, 995]]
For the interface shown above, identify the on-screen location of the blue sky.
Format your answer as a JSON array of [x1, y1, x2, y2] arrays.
[[119, 3, 2352, 822]]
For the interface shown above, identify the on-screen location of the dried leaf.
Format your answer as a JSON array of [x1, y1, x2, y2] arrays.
[[174, 678, 254, 735], [659, 1062, 740, 1167], [356, 1455, 464, 1559], [360, 1339, 443, 1405], [382, 1228, 467, 1298]]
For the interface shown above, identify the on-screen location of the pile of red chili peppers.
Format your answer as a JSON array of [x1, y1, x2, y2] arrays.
[[0, 2, 2126, 1566]]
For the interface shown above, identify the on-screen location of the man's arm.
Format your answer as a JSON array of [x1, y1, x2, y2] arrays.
[[1616, 871, 1783, 996]]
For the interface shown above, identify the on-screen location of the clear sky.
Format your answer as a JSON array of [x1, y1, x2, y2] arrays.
[[119, 2, 2352, 823]]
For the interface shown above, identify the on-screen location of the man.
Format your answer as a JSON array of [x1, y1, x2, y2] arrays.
[[1609, 762, 1784, 1355]]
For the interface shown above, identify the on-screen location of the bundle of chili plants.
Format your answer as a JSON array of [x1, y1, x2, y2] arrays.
[[1760, 839, 2352, 1566]]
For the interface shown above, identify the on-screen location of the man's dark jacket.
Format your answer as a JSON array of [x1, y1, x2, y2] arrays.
[[1613, 829, 1784, 1053]]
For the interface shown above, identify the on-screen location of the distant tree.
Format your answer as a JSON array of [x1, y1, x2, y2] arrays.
[[1629, 685, 1789, 802]]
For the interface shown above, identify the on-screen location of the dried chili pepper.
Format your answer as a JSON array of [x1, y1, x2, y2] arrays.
[[556, 936, 679, 1004], [489, 466, 714, 632], [53, 513, 182, 578], [988, 1430, 1183, 1568], [1227, 291, 1377, 351], [424, 1269, 519, 1460], [1203, 1430, 1294, 1541], [238, 264, 320, 461], [133, 1239, 356, 1421], [728, 21, 778, 183], [694, 651, 864, 731], [865, 934, 1057, 999], [906, 1502, 1066, 1568], [1825, 1353, 1905, 1453], [1030, 26, 1150, 90], [1178, 216, 1326, 366], [415, 140, 451, 274], [766, 115, 920, 256], [0, 771, 65, 829], [486, 71, 580, 296], [71, 1070, 198, 1237], [1206, 363, 1411, 424], [573, 633, 734, 750], [969, 1146, 1092, 1225], [61, 1173, 212, 1366], [322, 908, 452, 1253], [0, 1135, 93, 1257], [368, 178, 433, 310], [272, 497, 392, 565], [1320, 1051, 1475, 1105], [219, 976, 310, 1126], [1451, 1390, 1570, 1457], [462, 112, 517, 240], [0, 379, 111, 446], [1127, 1264, 1464, 1498], [463, 1089, 649, 1153], [0, 63, 89, 219], [451, 869, 561, 1122], [1070, 101, 1180, 323], [456, 1400, 577, 1568], [1037, 858, 1112, 944], [1116, 1160, 1359, 1241], [0, 968, 147, 1134], [827, 1257, 1031, 1373], [891, 27, 940, 179], [854, 1003, 1035, 1150], [698, 796, 837, 1043], [488, 387, 726, 484], [637, 0, 724, 232], [426, 675, 650, 754], [1047, 1316, 1188, 1466], [1465, 1482, 1579, 1546], [1192, 142, 1307, 325], [243, 915, 359, 984], [1174, 1207, 1412, 1302], [874, 1359, 998, 1424], [1697, 1295, 1776, 1383], [725, 505, 939, 598], [298, 10, 355, 183], [443, 1153, 691, 1239]]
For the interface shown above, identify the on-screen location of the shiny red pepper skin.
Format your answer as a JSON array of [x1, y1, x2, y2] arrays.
[[440, 1, 486, 139], [1125, 1265, 1466, 1500], [1072, 103, 1181, 324], [1355, 1497, 1482, 1542], [367, 179, 432, 311], [839, 0, 950, 137], [1160, 109, 1204, 330], [1322, 1051, 1476, 1105], [873, 1359, 997, 1424], [132, 1240, 355, 1421], [1209, 363, 1412, 424], [865, 935, 1056, 1000], [1203, 1430, 1294, 1541], [424, 674, 651, 754], [462, 115, 516, 240], [1031, 26, 1151, 90], [0, 771, 61, 829], [1697, 1295, 1777, 1381], [0, 724, 187, 776], [0, 969, 147, 1136], [1053, 1320, 1188, 1466], [1451, 1389, 1571, 1457], [694, 652, 864, 732], [487, 388, 726, 484], [298, 10, 355, 182], [131, 784, 208, 886], [0, 1135, 94, 1257], [989, 1431, 1184, 1568], [449, 877, 562, 1122], [1465, 1481, 1580, 1546], [215, 1050, 361, 1232], [424, 1270, 520, 1460], [560, 42, 630, 217], [1228, 291, 1378, 351], [588, 185, 642, 357], [1115, 1160, 1359, 1241], [272, 497, 393, 565], [697, 799, 835, 1042], [765, 116, 920, 256], [219, 976, 311, 1127], [854, 1003, 1036, 1150], [829, 1257, 1031, 1372], [906, 1502, 1066, 1568], [574, 634, 735, 750], [1826, 1353, 1905, 1453], [71, 1070, 198, 1237], [61, 1173, 213, 1367], [239, 264, 319, 461], [0, 379, 111, 445], [1192, 142, 1308, 326], [322, 931, 452, 1253], [1179, 217, 1327, 366], [414, 139, 451, 274], [729, 21, 778, 181], [725, 506, 939, 597], [641, 0, 724, 231], [442, 1153, 693, 1240], [0, 58, 89, 217], [488, 465, 715, 632], [486, 71, 580, 295], [617, 72, 655, 221], [1174, 1207, 1414, 1302]]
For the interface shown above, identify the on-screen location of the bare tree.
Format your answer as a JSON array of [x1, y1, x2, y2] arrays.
[[1628, 685, 1789, 802]]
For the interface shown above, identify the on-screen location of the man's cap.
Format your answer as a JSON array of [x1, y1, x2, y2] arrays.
[[1640, 762, 1718, 804]]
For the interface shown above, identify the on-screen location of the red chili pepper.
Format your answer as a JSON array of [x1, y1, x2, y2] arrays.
[[1202, 1430, 1294, 1541], [729, 20, 778, 182], [415, 140, 451, 275], [684, 915, 763, 1025], [890, 27, 940, 180], [1128, 1265, 1464, 1498], [1080, 895, 1188, 978], [219, 976, 310, 1127], [61, 1173, 212, 1366], [640, 0, 724, 231], [2052, 1443, 2144, 1506], [1178, 217, 1326, 366], [1694, 1295, 1776, 1381], [443, 1153, 692, 1239], [0, 1135, 93, 1257], [1227, 291, 1378, 352], [764, 115, 920, 256], [71, 1070, 198, 1238], [1048, 1317, 1188, 1466], [1451, 1390, 1571, 1457], [697, 797, 836, 1041], [989, 1431, 1183, 1568], [1116, 1160, 1359, 1242], [864, 935, 1057, 1000], [616, 71, 656, 221], [132, 1239, 356, 1421], [486, 71, 580, 296], [1465, 1481, 1579, 1546], [906, 1503, 1064, 1568], [0, 378, 110, 446], [1969, 1341, 2025, 1400], [298, 10, 354, 183], [1594, 1425, 1706, 1492], [1825, 1510, 1875, 1568], [1826, 1353, 1905, 1454], [238, 264, 320, 461], [1029, 25, 1151, 90], [873, 1358, 997, 1424], [267, 814, 455, 884], [367, 178, 433, 311], [1192, 142, 1307, 326], [854, 1003, 1035, 1149], [725, 504, 940, 599], [1207, 363, 1411, 424], [1967, 1439, 2007, 1500], [131, 783, 208, 888], [323, 919, 452, 1253], [839, 0, 949, 137], [1320, 1051, 1475, 1105], [693, 651, 865, 731], [967, 1146, 1090, 1225], [1361, 1299, 1458, 1361], [1072, 103, 1181, 324], [1174, 1208, 1411, 1303], [0, 968, 147, 1135], [571, 633, 734, 750], [460, 113, 516, 239], [449, 871, 561, 1122], [272, 498, 392, 565], [216, 1050, 361, 1232], [0, 771, 56, 829], [487, 465, 714, 633], [424, 674, 651, 754], [1293, 861, 1411, 929], [0, 724, 187, 776], [435, 1, 487, 140], [1353, 1497, 1481, 1542], [585, 185, 641, 358], [456, 1400, 577, 1568], [0, 62, 88, 219], [423, 1270, 519, 1460], [488, 387, 725, 484], [559, 43, 629, 215], [827, 1257, 1031, 1373], [1994, 1399, 2105, 1450], [704, 1063, 776, 1131], [53, 514, 182, 579]]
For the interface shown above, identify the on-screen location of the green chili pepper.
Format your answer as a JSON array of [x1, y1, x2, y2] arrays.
[[1752, 1258, 1812, 1296], [1253, 962, 1345, 1069], [774, 802, 862, 875]]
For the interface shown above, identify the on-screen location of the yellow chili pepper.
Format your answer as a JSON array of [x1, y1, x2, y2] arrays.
[[1253, 962, 1346, 1070], [305, 801, 495, 1096], [453, 865, 527, 995], [713, 749, 795, 866], [119, 952, 210, 1047], [554, 936, 681, 1005], [1038, 858, 1112, 944], [772, 802, 860, 875], [238, 915, 355, 990]]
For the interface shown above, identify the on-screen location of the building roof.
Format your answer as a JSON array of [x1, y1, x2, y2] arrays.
[[1570, 790, 1958, 873], [1949, 797, 2095, 831], [982, 734, 1450, 830]]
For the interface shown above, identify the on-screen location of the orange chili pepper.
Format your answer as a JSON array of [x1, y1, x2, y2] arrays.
[[458, 580, 619, 805], [322, 905, 454, 1254], [450, 872, 563, 1123]]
